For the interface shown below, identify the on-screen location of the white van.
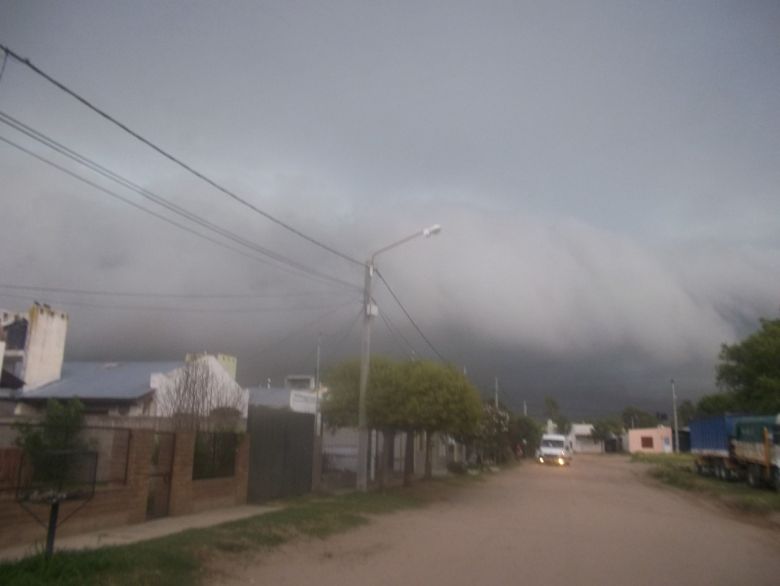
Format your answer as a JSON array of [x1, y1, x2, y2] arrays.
[[536, 433, 573, 466]]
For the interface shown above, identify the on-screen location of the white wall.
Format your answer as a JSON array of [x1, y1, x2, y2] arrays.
[[22, 305, 68, 390]]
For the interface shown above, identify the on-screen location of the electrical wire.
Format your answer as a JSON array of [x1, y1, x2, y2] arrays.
[[254, 303, 361, 359], [0, 133, 359, 293], [0, 113, 360, 293], [0, 282, 344, 299], [0, 48, 8, 86], [0, 291, 358, 314], [377, 307, 419, 360], [0, 43, 364, 268], [374, 269, 448, 362]]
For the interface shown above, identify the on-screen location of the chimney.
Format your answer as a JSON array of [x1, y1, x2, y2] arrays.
[[21, 304, 68, 390]]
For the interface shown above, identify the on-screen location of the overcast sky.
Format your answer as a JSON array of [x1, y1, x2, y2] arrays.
[[1, 1, 778, 418]]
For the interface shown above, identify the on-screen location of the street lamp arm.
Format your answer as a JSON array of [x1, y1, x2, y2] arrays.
[[370, 224, 442, 262]]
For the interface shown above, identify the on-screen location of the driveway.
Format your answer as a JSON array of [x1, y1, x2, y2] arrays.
[[212, 455, 780, 585]]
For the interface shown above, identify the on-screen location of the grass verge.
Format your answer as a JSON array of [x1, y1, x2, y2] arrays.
[[0, 487, 441, 586], [631, 453, 780, 515]]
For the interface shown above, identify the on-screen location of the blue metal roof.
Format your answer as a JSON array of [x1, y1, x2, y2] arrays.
[[248, 387, 291, 409], [22, 361, 182, 401]]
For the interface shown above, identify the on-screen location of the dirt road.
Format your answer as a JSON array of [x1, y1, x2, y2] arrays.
[[213, 456, 780, 585]]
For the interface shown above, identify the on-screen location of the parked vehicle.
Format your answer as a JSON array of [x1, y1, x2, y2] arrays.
[[690, 414, 779, 490], [536, 433, 572, 466]]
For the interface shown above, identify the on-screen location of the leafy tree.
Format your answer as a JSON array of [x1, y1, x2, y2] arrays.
[[696, 392, 740, 416], [323, 358, 482, 483], [544, 397, 560, 419], [621, 406, 658, 429], [397, 361, 482, 478], [715, 318, 780, 413], [509, 415, 542, 458], [676, 399, 696, 427], [14, 399, 86, 495], [590, 417, 623, 442], [322, 357, 404, 487], [474, 403, 511, 464], [543, 396, 571, 434]]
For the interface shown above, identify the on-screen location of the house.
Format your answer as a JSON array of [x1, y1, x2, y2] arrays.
[[626, 426, 673, 454], [568, 423, 604, 453], [16, 361, 183, 416]]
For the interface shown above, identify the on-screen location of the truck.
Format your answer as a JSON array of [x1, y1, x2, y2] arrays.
[[689, 414, 780, 490], [536, 433, 572, 466]]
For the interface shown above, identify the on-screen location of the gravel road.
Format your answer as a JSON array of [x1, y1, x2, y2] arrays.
[[213, 455, 780, 585]]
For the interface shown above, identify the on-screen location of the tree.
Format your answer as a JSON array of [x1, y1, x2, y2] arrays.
[[323, 358, 482, 484], [677, 399, 696, 427], [396, 361, 482, 478], [322, 357, 404, 488], [621, 406, 658, 429], [590, 418, 623, 443], [509, 415, 542, 458], [715, 318, 780, 414], [696, 392, 740, 416], [15, 398, 86, 492], [14, 398, 88, 559], [542, 396, 571, 434], [474, 403, 511, 464], [157, 356, 246, 430]]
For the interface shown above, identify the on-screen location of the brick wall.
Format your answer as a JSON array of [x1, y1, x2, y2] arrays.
[[0, 425, 250, 552]]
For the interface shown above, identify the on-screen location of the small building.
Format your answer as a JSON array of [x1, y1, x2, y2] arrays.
[[627, 426, 673, 454], [16, 361, 183, 416], [568, 423, 604, 453]]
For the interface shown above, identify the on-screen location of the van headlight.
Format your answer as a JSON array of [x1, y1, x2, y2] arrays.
[[557, 457, 565, 466]]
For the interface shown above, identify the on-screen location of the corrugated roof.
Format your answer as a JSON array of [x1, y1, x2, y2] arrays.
[[248, 387, 291, 409], [22, 361, 182, 401]]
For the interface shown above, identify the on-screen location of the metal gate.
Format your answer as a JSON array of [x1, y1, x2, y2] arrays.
[[247, 406, 314, 503], [146, 432, 175, 519]]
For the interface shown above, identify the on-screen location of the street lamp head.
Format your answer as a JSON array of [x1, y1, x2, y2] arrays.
[[423, 224, 442, 238]]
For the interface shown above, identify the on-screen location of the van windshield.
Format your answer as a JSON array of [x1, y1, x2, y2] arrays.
[[541, 439, 564, 448]]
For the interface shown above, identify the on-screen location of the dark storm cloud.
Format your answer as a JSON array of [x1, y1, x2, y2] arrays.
[[1, 1, 778, 415]]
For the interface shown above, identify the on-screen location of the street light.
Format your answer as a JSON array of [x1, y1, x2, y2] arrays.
[[356, 224, 442, 491]]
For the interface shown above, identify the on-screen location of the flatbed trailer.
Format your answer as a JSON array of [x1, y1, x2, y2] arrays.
[[690, 414, 780, 490]]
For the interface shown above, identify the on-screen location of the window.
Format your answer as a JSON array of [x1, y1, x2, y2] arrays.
[[641, 436, 654, 449], [192, 432, 240, 479]]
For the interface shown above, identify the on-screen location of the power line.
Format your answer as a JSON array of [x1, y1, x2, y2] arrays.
[[377, 306, 419, 359], [0, 48, 8, 86], [255, 303, 361, 359], [0, 134, 359, 293], [0, 291, 357, 314], [0, 43, 364, 268], [374, 269, 448, 362], [0, 113, 360, 292], [0, 282, 345, 300]]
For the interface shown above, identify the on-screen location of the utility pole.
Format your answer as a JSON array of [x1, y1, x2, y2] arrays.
[[355, 224, 441, 493], [523, 400, 527, 417], [356, 262, 375, 492], [494, 376, 499, 408], [671, 378, 679, 454], [315, 332, 322, 436]]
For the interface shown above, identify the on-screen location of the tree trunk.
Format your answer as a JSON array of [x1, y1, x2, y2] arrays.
[[403, 430, 414, 487], [424, 432, 433, 479], [378, 428, 394, 490]]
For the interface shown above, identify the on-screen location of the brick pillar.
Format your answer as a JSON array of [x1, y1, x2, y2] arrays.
[[127, 429, 154, 524], [168, 431, 195, 517]]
